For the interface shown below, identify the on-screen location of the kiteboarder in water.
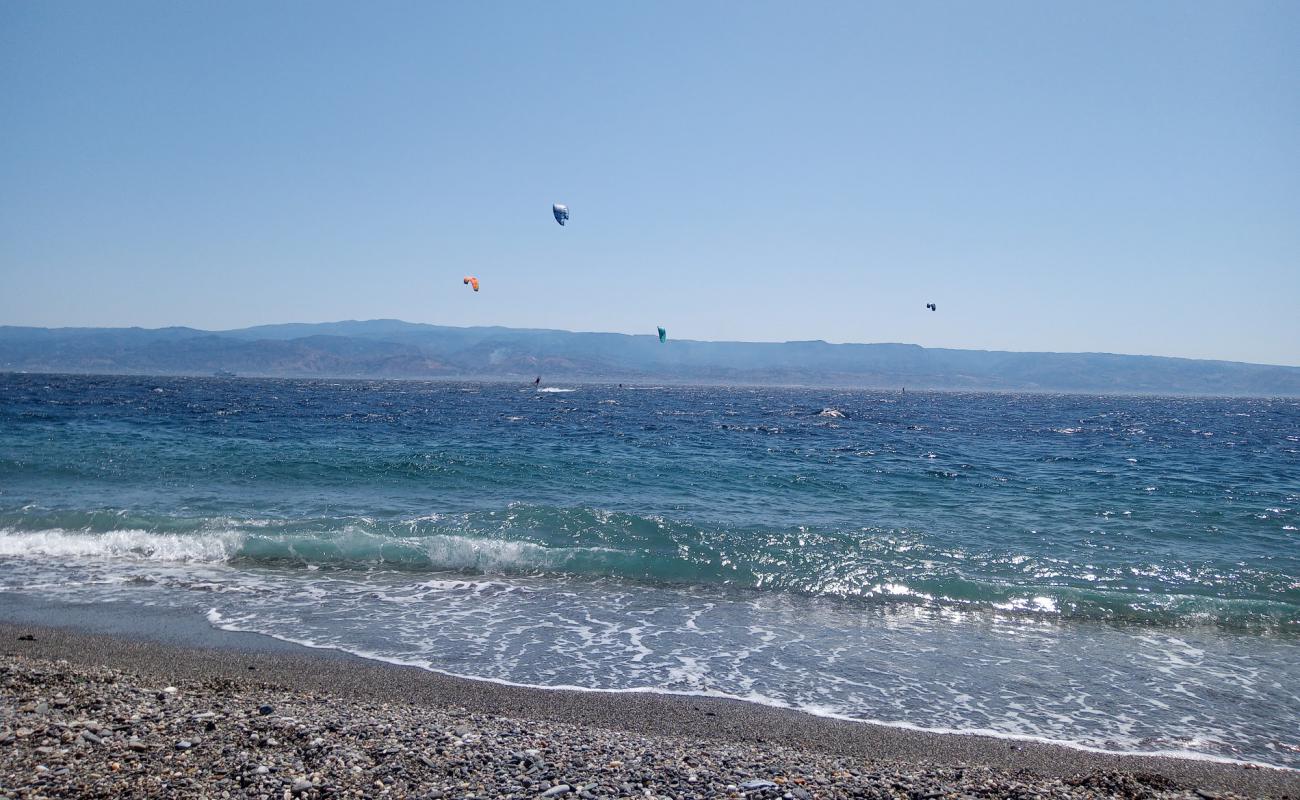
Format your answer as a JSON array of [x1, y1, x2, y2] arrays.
[[534, 376, 540, 387]]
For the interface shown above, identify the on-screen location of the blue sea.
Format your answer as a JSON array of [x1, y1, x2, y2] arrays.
[[1, 374, 1297, 767]]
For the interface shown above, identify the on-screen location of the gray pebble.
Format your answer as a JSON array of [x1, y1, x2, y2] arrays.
[[0, 654, 1269, 800]]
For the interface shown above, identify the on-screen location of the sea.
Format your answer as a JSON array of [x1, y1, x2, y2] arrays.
[[1, 374, 1297, 768]]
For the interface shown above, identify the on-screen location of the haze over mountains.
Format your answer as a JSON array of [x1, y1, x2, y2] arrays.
[[2, 320, 1298, 396]]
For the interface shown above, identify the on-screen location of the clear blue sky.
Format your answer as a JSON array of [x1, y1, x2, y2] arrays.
[[2, 2, 1297, 365]]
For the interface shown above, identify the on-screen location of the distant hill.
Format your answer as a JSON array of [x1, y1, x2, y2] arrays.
[[2, 320, 1298, 396]]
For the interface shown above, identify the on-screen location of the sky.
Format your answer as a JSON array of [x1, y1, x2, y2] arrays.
[[1, 2, 1297, 366]]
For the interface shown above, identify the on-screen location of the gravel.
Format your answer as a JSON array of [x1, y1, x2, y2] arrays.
[[0, 654, 1277, 799]]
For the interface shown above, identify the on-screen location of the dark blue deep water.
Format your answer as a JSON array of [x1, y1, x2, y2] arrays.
[[1, 375, 1298, 766]]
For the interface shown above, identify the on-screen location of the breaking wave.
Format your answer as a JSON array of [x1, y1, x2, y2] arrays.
[[0, 528, 244, 563], [2, 506, 1295, 633]]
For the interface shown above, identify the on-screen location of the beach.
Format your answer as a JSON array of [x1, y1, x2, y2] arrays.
[[6, 0, 1298, 792], [1, 605, 1296, 799]]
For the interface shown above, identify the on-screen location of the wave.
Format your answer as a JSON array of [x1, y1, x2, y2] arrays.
[[1, 507, 1296, 633], [0, 528, 243, 563]]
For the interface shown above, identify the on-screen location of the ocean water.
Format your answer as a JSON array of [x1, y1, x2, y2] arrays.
[[1, 374, 1297, 767]]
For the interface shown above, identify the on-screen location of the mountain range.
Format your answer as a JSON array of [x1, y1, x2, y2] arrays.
[[2, 320, 1298, 395]]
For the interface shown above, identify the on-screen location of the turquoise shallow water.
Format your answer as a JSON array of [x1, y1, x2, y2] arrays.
[[1, 374, 1297, 766]]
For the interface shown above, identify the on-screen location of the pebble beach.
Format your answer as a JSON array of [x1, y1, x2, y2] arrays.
[[1, 621, 1296, 799]]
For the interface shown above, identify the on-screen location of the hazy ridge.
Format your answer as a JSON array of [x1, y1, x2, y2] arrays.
[[2, 319, 1298, 395]]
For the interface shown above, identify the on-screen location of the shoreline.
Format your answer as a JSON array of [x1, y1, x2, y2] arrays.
[[2, 598, 1297, 797], [207, 614, 1280, 774]]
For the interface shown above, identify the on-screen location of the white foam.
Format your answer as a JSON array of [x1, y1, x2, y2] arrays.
[[422, 534, 625, 573], [0, 529, 243, 563]]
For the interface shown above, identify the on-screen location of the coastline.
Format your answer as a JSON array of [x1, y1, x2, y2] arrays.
[[1, 598, 1296, 797]]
